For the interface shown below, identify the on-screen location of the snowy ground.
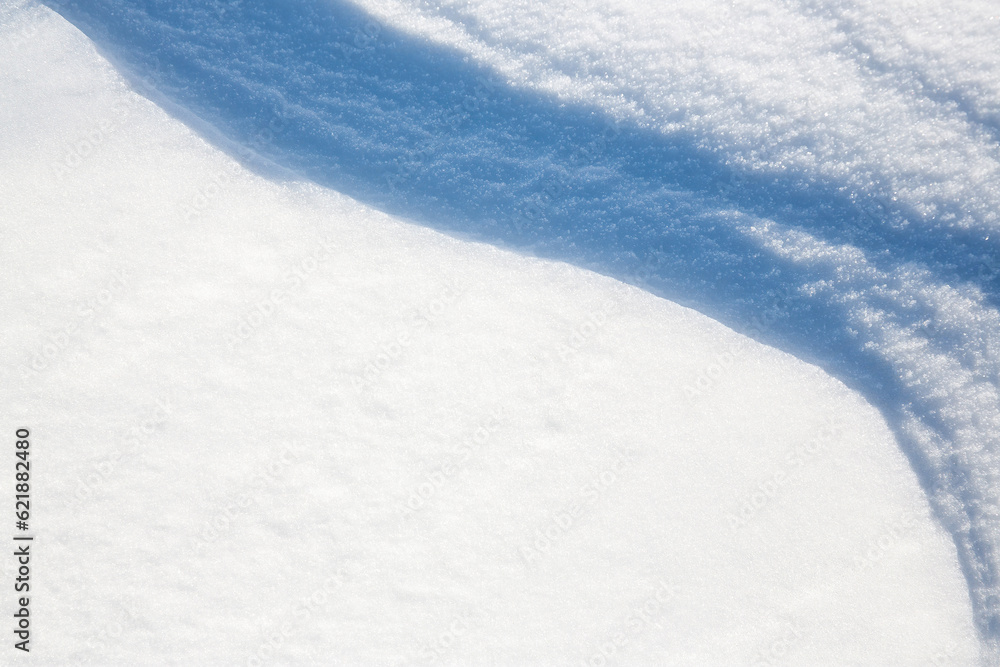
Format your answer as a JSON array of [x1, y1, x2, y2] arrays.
[[2, 0, 998, 664]]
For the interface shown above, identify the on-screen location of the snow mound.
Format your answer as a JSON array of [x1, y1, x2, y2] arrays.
[[33, 0, 1000, 650], [1, 0, 996, 663]]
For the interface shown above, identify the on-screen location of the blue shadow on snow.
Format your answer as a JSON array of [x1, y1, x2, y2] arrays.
[[42, 0, 1000, 642]]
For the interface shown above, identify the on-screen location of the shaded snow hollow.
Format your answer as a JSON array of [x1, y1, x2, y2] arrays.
[[2, 0, 998, 664]]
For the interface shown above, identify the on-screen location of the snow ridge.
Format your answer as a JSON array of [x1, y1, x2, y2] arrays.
[[41, 0, 1000, 653]]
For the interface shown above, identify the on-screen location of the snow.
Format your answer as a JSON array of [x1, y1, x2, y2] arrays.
[[2, 0, 998, 663]]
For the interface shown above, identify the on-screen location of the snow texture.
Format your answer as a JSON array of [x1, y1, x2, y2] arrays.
[[34, 0, 1000, 649], [0, 0, 1000, 664]]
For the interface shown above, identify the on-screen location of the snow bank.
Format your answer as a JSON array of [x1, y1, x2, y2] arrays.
[[2, 0, 996, 662], [33, 0, 1000, 651]]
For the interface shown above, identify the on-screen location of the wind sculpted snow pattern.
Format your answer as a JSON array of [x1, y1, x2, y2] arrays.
[[38, 0, 1000, 654]]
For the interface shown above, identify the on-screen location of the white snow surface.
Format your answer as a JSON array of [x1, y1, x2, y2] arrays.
[[1, 0, 998, 664]]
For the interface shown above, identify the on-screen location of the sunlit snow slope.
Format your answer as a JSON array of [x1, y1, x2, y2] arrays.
[[0, 0, 995, 664]]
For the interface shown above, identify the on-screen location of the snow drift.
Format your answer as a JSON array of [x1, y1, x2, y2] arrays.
[[3, 0, 999, 662]]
